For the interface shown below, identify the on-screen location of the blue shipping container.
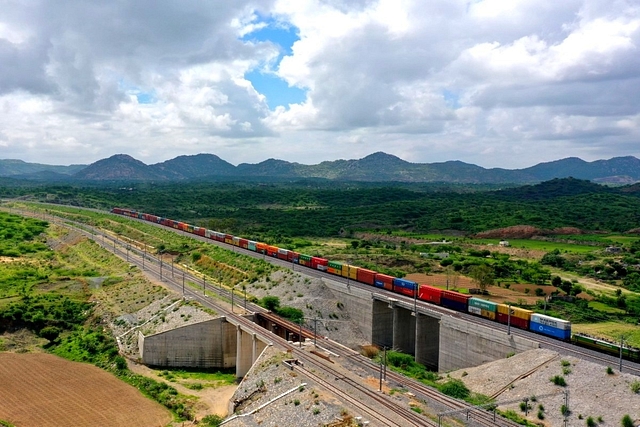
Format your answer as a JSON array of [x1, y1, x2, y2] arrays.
[[440, 297, 468, 312], [530, 321, 571, 340], [392, 278, 417, 290], [373, 279, 385, 288]]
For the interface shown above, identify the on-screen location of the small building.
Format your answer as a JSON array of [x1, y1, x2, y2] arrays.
[[499, 240, 510, 247]]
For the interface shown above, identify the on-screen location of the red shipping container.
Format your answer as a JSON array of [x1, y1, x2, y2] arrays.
[[396, 286, 415, 297], [287, 251, 299, 263], [357, 268, 376, 285], [277, 249, 289, 260], [418, 285, 442, 305], [441, 290, 472, 304], [496, 313, 529, 330], [375, 273, 394, 291], [239, 239, 249, 249], [194, 227, 206, 237], [311, 257, 328, 271]]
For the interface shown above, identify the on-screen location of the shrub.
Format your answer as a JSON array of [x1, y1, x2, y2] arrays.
[[201, 414, 223, 427], [587, 416, 596, 427], [606, 366, 614, 375], [439, 379, 470, 400], [537, 410, 545, 420], [631, 380, 640, 394], [622, 414, 634, 427], [551, 375, 567, 386]]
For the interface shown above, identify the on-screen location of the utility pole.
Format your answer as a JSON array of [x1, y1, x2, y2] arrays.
[[379, 355, 383, 392], [299, 319, 303, 348], [142, 245, 146, 270], [507, 304, 512, 336], [182, 268, 185, 296], [313, 317, 318, 347], [383, 346, 387, 380], [620, 335, 625, 372], [159, 257, 163, 281], [203, 275, 206, 296]]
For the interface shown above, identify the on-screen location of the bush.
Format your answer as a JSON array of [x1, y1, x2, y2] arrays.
[[201, 414, 223, 427], [631, 380, 640, 394], [439, 379, 470, 400], [551, 375, 567, 386], [587, 416, 596, 427], [622, 414, 634, 427], [607, 366, 614, 375]]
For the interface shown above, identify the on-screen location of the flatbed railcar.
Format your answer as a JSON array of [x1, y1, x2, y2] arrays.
[[110, 207, 640, 362]]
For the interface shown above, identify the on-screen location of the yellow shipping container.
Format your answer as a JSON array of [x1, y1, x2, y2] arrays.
[[481, 309, 496, 320], [497, 304, 533, 320], [340, 264, 358, 279]]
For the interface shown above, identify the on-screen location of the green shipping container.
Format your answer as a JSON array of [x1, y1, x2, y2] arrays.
[[469, 297, 498, 312]]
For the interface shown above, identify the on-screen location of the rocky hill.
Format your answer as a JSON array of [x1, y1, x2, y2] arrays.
[[2, 152, 640, 184]]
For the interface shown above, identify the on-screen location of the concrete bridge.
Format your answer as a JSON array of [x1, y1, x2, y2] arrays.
[[138, 280, 539, 375], [138, 314, 271, 377]]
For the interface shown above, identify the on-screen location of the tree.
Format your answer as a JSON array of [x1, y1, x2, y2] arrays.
[[469, 264, 494, 293], [260, 296, 280, 312], [445, 265, 460, 290]]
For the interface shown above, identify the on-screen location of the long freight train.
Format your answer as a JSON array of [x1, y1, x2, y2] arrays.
[[111, 207, 640, 363]]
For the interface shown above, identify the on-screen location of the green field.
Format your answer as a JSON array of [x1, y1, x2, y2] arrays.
[[572, 322, 640, 348], [474, 238, 600, 254]]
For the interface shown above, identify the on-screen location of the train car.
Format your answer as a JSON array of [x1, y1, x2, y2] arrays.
[[441, 290, 471, 312], [529, 313, 571, 340], [573, 334, 640, 362], [418, 285, 442, 305], [468, 297, 498, 321], [298, 254, 312, 267], [256, 242, 267, 254], [224, 234, 234, 245], [214, 232, 226, 242], [277, 248, 289, 260], [341, 264, 359, 280], [496, 304, 532, 330], [357, 268, 376, 286], [327, 261, 342, 275], [287, 250, 299, 263], [247, 240, 257, 251], [374, 273, 394, 291], [239, 238, 249, 250], [266, 245, 279, 257], [393, 278, 417, 297], [232, 237, 241, 247], [311, 256, 328, 271], [193, 227, 206, 237]]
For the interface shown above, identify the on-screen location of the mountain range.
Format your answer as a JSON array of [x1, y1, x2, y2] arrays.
[[1, 152, 639, 184]]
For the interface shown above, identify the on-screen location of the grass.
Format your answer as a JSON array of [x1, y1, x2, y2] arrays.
[[588, 301, 627, 314], [156, 367, 236, 387], [473, 238, 600, 254], [572, 322, 640, 348]]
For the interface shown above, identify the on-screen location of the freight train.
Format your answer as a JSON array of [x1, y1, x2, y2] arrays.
[[111, 207, 640, 363]]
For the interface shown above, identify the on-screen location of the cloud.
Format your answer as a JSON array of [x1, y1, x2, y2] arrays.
[[0, 0, 639, 168]]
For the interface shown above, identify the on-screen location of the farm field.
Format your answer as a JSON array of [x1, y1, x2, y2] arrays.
[[0, 353, 172, 427]]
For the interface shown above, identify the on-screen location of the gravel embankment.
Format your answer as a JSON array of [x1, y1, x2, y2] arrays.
[[448, 348, 640, 426]]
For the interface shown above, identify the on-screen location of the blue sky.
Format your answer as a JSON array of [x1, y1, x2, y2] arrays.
[[243, 17, 306, 109]]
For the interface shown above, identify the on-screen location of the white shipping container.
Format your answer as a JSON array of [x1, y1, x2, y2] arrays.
[[530, 313, 571, 330]]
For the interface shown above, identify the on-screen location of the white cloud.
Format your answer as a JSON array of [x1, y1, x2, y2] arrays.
[[0, 0, 639, 168]]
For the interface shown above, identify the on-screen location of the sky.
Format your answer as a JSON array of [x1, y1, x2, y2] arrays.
[[1, 0, 639, 169]]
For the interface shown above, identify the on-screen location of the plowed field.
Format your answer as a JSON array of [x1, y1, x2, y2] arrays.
[[0, 353, 172, 427]]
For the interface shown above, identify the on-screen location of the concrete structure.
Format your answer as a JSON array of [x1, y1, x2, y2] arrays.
[[437, 315, 539, 372], [138, 316, 270, 377], [324, 279, 540, 372]]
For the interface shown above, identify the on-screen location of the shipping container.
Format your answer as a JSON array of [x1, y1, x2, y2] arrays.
[[327, 261, 343, 275], [468, 306, 496, 320], [341, 264, 359, 280], [529, 321, 571, 340], [496, 313, 530, 330], [194, 227, 206, 237], [468, 297, 498, 312], [440, 291, 471, 312], [418, 285, 442, 304], [178, 222, 189, 232], [530, 313, 571, 330], [256, 242, 267, 254], [248, 241, 257, 252], [497, 304, 533, 320], [239, 238, 249, 249], [224, 234, 234, 245], [393, 278, 417, 297], [357, 268, 376, 285], [374, 273, 394, 291], [276, 248, 289, 260], [299, 254, 312, 267], [205, 229, 213, 238], [287, 251, 300, 263], [311, 257, 328, 271], [232, 237, 241, 247], [186, 224, 194, 233], [266, 245, 278, 257]]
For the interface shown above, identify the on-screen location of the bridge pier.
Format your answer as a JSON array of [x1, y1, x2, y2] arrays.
[[392, 306, 415, 355], [236, 326, 267, 378], [371, 299, 394, 348], [415, 313, 439, 370]]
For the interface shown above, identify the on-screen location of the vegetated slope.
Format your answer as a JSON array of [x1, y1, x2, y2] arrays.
[[151, 153, 237, 179], [9, 177, 640, 238]]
